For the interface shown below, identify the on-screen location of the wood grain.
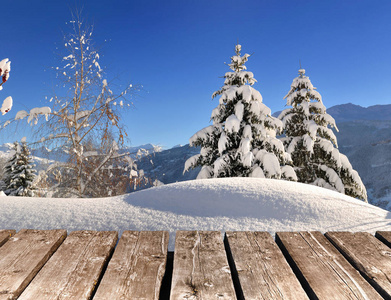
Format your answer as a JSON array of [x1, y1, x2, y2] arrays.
[[225, 231, 309, 299], [376, 231, 391, 248], [326, 231, 391, 299], [170, 231, 237, 299], [276, 231, 381, 300], [0, 230, 15, 247], [94, 231, 169, 300], [18, 230, 117, 300], [0, 229, 66, 300]]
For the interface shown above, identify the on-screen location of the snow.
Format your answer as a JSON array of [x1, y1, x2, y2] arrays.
[[305, 120, 318, 138], [242, 151, 253, 167], [1, 96, 12, 115], [242, 125, 252, 140], [218, 133, 228, 154], [250, 166, 265, 178], [238, 86, 252, 102], [281, 165, 297, 181], [319, 165, 345, 193], [225, 114, 240, 133], [213, 156, 227, 175], [0, 58, 11, 83], [189, 125, 215, 146], [303, 134, 314, 153], [261, 153, 281, 178], [240, 138, 251, 155], [234, 101, 244, 121], [184, 154, 200, 172], [250, 101, 271, 117], [196, 166, 212, 179], [27, 107, 52, 124], [1, 178, 390, 251], [15, 110, 28, 120]]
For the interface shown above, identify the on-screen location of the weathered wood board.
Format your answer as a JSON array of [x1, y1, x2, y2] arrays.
[[94, 231, 169, 300], [225, 231, 309, 299], [376, 231, 391, 248], [0, 229, 66, 300], [170, 231, 237, 300], [0, 230, 15, 247], [18, 230, 117, 300], [326, 231, 391, 299], [276, 231, 382, 300]]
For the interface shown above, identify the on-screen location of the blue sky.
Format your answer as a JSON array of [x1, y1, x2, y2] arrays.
[[2, 0, 390, 148]]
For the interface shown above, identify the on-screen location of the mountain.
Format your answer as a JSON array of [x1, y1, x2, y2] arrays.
[[335, 121, 391, 204], [0, 143, 15, 159], [328, 103, 391, 123], [30, 143, 162, 162], [136, 144, 200, 185], [273, 103, 391, 123], [326, 104, 391, 205]]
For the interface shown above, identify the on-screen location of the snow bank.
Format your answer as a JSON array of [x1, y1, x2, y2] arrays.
[[1, 178, 390, 250]]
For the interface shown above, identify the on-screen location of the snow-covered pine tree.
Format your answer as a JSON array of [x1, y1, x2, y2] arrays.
[[184, 44, 296, 180], [8, 141, 37, 196], [279, 68, 367, 201], [2, 141, 19, 194]]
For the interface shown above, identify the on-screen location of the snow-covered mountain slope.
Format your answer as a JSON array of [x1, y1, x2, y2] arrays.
[[0, 143, 15, 158], [136, 144, 200, 184], [336, 121, 391, 205], [30, 143, 162, 162], [1, 178, 390, 250]]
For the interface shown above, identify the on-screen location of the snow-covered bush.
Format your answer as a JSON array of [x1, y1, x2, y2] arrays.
[[279, 68, 367, 201], [184, 44, 296, 180]]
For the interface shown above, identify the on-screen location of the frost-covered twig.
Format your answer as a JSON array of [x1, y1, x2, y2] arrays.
[[0, 58, 12, 115]]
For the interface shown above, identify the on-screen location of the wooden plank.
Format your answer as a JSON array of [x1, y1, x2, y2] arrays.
[[326, 231, 391, 299], [225, 231, 309, 299], [170, 231, 237, 300], [0, 230, 16, 247], [94, 231, 169, 300], [276, 231, 382, 300], [0, 229, 66, 300], [18, 230, 117, 300], [376, 231, 391, 248]]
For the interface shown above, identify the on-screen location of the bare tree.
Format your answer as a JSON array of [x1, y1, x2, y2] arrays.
[[34, 13, 139, 197]]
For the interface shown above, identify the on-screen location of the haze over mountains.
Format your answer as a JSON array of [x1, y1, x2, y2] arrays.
[[137, 103, 391, 208]]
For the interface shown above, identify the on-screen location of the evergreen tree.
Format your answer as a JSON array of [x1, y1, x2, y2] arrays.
[[279, 68, 367, 201], [184, 44, 296, 180], [2, 141, 18, 193], [8, 141, 36, 196]]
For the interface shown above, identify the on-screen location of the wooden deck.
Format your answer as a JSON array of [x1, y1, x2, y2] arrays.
[[0, 230, 391, 299]]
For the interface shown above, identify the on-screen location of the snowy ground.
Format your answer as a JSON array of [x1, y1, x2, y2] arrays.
[[1, 178, 391, 250]]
